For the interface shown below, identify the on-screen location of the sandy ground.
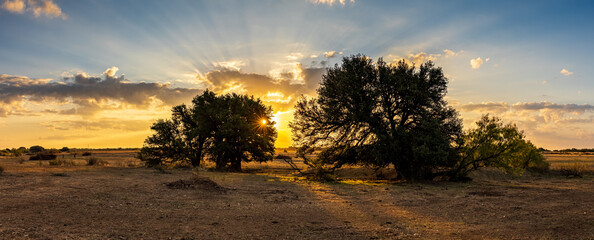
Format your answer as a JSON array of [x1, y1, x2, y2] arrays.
[[0, 152, 593, 239]]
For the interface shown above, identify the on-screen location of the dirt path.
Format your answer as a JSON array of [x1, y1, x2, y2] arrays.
[[0, 168, 593, 239]]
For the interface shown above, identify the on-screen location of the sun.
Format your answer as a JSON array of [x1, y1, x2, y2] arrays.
[[261, 119, 267, 125]]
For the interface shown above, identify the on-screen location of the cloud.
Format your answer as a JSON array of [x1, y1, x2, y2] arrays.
[[512, 102, 594, 114], [560, 68, 573, 76], [443, 49, 463, 58], [198, 66, 325, 111], [0, 67, 199, 117], [389, 52, 440, 66], [212, 60, 246, 71], [323, 51, 343, 58], [103, 66, 119, 78], [470, 57, 485, 69], [1, 0, 66, 19], [41, 118, 152, 131], [309, 0, 354, 6], [2, 0, 24, 13], [459, 101, 594, 116], [458, 102, 510, 114], [287, 53, 304, 61], [458, 101, 594, 148]]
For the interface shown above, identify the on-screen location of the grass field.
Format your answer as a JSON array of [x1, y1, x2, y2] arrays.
[[0, 150, 592, 239]]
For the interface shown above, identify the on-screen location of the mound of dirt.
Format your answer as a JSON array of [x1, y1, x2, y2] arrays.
[[165, 176, 226, 192]]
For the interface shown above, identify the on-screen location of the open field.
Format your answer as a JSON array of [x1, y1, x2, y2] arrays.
[[0, 150, 593, 239]]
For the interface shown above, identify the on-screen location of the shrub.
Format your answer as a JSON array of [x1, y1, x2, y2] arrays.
[[29, 152, 57, 160], [558, 160, 587, 178], [49, 159, 75, 166], [82, 152, 92, 156], [60, 147, 70, 152], [87, 157, 107, 166], [0, 165, 4, 174]]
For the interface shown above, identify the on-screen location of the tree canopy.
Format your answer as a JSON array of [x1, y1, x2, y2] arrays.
[[291, 55, 546, 181], [449, 114, 548, 179], [291, 55, 462, 180], [139, 90, 277, 171]]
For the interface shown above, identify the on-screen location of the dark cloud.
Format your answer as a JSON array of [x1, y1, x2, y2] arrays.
[[458, 101, 594, 114], [458, 102, 510, 114], [0, 71, 199, 117], [41, 118, 152, 131], [512, 102, 594, 112]]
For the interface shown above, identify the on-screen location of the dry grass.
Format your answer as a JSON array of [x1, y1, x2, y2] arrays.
[[544, 153, 594, 177]]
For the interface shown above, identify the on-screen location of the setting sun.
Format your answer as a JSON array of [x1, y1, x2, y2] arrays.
[[261, 119, 267, 125]]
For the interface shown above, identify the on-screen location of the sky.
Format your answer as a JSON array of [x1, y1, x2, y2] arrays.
[[1, 0, 593, 149]]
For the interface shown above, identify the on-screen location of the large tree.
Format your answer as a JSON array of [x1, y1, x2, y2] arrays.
[[139, 90, 277, 171], [291, 55, 462, 180]]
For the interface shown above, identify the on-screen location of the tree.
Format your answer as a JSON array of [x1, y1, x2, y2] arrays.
[[138, 119, 187, 167], [139, 90, 277, 171], [291, 55, 462, 180], [448, 114, 548, 179], [29, 145, 45, 153]]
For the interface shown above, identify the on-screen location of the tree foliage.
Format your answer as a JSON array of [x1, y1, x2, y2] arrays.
[[291, 55, 462, 180], [448, 114, 548, 179], [29, 145, 45, 153], [291, 55, 547, 181], [139, 90, 277, 171]]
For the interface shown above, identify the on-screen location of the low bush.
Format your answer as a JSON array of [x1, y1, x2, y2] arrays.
[[49, 159, 75, 166], [29, 152, 57, 160], [87, 157, 108, 166], [82, 152, 92, 156], [557, 160, 588, 178], [0, 165, 4, 174]]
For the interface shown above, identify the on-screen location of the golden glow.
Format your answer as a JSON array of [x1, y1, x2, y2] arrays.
[[272, 110, 294, 148], [261, 119, 267, 125], [262, 91, 292, 104]]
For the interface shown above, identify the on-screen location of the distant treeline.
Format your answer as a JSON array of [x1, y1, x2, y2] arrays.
[[545, 148, 594, 153]]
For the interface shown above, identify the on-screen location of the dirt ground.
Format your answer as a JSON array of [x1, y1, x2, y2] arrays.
[[0, 152, 593, 239]]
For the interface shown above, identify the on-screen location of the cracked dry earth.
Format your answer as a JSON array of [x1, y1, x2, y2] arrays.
[[0, 167, 593, 239]]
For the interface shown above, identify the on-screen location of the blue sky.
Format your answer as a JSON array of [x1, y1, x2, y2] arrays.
[[1, 0, 593, 149]]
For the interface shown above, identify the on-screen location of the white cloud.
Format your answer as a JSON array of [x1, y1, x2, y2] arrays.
[[443, 49, 463, 57], [309, 0, 354, 6], [1, 0, 66, 19], [324, 51, 343, 58], [389, 52, 440, 66], [2, 0, 24, 13], [560, 68, 573, 76], [213, 60, 246, 71], [287, 52, 304, 61], [103, 66, 119, 78], [470, 57, 485, 69]]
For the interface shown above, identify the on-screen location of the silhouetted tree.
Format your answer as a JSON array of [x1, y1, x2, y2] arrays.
[[291, 55, 462, 180], [29, 145, 45, 153], [447, 114, 548, 179], [139, 90, 277, 171], [139, 119, 186, 167]]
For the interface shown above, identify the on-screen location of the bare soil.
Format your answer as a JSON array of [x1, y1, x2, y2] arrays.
[[0, 152, 593, 239]]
